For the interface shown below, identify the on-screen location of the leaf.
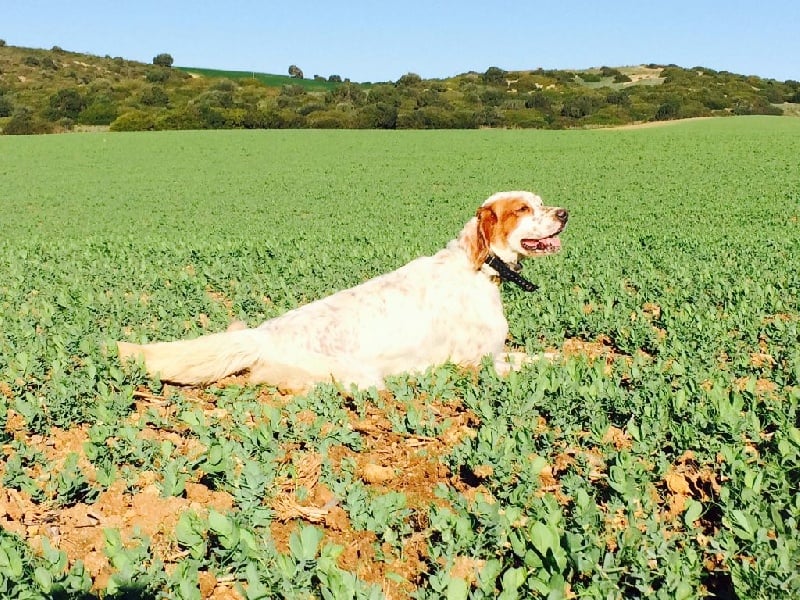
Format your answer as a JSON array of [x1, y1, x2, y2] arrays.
[[477, 559, 503, 593], [683, 499, 703, 528], [498, 567, 526, 600], [34, 566, 53, 593], [207, 508, 233, 537], [175, 511, 207, 558], [446, 576, 469, 600], [289, 525, 323, 562], [530, 521, 556, 557]]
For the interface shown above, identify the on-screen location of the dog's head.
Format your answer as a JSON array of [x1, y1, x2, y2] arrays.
[[462, 191, 568, 269]]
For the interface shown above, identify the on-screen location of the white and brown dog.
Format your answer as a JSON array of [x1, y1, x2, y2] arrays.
[[118, 191, 568, 390]]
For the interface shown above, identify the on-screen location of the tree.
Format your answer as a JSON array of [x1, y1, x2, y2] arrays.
[[47, 88, 85, 120], [396, 73, 422, 87], [152, 53, 174, 68], [483, 66, 507, 85], [288, 65, 303, 79]]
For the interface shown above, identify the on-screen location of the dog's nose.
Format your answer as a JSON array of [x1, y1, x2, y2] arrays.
[[555, 208, 569, 223]]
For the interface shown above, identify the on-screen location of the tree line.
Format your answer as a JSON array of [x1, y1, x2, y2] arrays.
[[1, 44, 798, 134]]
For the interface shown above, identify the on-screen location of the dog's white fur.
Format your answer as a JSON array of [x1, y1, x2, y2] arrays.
[[117, 191, 568, 390]]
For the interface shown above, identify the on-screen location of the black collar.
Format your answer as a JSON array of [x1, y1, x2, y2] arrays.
[[484, 255, 539, 292]]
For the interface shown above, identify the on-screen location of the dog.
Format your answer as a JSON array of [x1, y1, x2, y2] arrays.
[[117, 191, 568, 390]]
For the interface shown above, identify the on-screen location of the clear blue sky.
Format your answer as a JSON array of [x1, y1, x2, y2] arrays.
[[4, 0, 799, 83]]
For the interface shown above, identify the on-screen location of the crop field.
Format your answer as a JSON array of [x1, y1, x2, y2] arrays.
[[1, 117, 799, 599], [174, 67, 345, 91]]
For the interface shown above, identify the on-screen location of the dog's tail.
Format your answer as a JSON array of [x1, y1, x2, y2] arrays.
[[117, 328, 265, 385]]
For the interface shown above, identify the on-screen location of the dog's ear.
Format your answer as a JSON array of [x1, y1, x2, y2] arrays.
[[463, 206, 497, 269]]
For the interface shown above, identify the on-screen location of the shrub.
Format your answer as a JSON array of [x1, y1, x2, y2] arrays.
[[0, 95, 12, 118], [452, 109, 480, 128], [328, 83, 366, 105], [414, 106, 457, 128], [196, 105, 224, 128], [241, 108, 271, 129], [503, 108, 548, 128], [605, 89, 630, 106], [271, 109, 305, 128], [560, 93, 601, 118], [219, 108, 247, 128], [140, 86, 169, 107], [699, 90, 729, 111], [525, 91, 554, 110], [88, 78, 113, 94], [195, 90, 233, 109], [109, 110, 155, 131], [155, 107, 204, 130], [297, 102, 326, 116], [654, 97, 681, 120], [553, 71, 578, 84], [732, 97, 784, 116], [145, 68, 170, 83], [56, 117, 75, 131], [761, 83, 785, 104], [280, 84, 306, 97], [584, 104, 631, 126], [2, 108, 50, 135], [580, 72, 603, 83], [212, 79, 237, 93], [480, 88, 505, 106], [305, 109, 351, 128], [355, 102, 398, 129], [395, 109, 423, 129], [599, 66, 622, 77], [77, 101, 119, 125]]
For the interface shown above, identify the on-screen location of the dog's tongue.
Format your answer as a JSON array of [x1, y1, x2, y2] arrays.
[[524, 236, 561, 250]]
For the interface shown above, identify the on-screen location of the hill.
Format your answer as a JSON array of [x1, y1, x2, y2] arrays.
[[1, 41, 798, 133]]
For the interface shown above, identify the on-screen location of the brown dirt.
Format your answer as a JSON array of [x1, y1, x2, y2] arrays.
[[0, 376, 479, 599], [266, 395, 478, 599]]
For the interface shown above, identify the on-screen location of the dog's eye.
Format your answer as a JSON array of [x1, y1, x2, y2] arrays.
[[516, 205, 531, 214]]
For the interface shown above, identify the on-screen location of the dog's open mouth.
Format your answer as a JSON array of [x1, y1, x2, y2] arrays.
[[521, 236, 562, 255]]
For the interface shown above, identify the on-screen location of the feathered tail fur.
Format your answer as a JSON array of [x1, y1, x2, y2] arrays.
[[117, 328, 265, 385], [117, 325, 383, 390]]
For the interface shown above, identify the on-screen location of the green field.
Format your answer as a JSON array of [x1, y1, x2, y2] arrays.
[[174, 66, 348, 91], [1, 117, 799, 599]]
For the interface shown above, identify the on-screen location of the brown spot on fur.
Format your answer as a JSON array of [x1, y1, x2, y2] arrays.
[[488, 198, 529, 246], [465, 198, 527, 268], [461, 207, 495, 268]]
